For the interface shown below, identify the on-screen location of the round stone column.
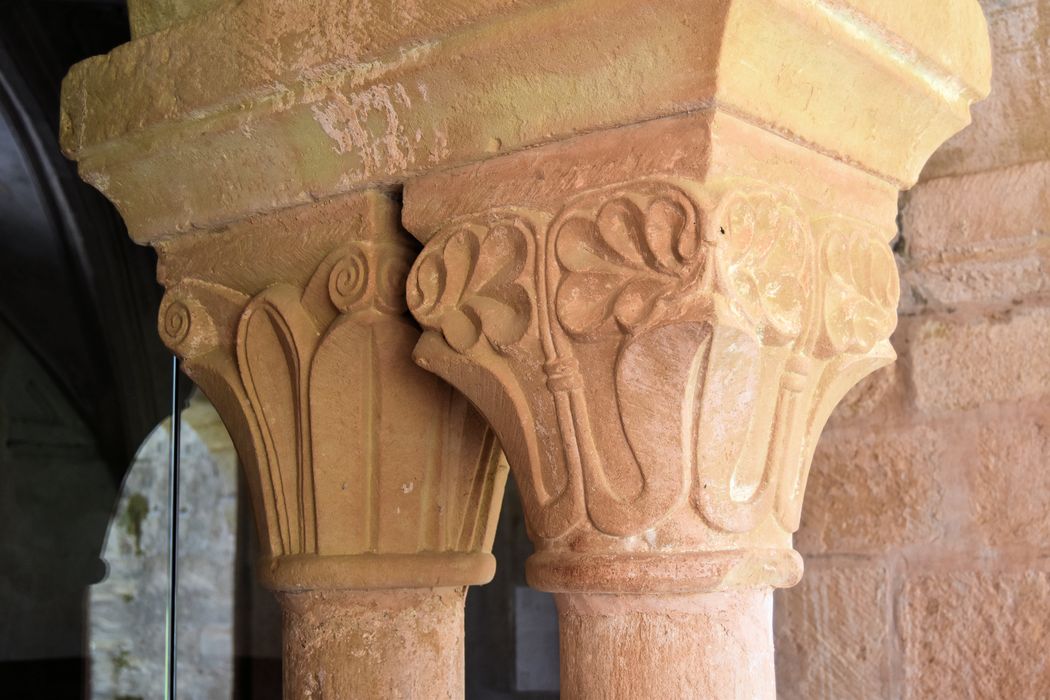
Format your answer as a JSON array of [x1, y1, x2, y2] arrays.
[[131, 190, 508, 699], [280, 587, 467, 699], [556, 590, 774, 700]]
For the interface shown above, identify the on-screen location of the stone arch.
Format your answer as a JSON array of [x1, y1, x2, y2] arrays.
[[89, 392, 240, 699]]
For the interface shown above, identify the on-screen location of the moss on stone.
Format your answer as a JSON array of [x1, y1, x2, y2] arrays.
[[121, 492, 149, 556]]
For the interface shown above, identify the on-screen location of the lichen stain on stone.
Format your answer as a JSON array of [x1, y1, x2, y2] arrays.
[[113, 648, 131, 672], [112, 647, 136, 691], [120, 492, 150, 556]]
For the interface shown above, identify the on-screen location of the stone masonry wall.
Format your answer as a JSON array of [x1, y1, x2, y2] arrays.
[[90, 393, 238, 700], [775, 1, 1050, 697]]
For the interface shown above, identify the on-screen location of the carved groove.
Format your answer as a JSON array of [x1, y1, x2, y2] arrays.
[[161, 237, 504, 561], [408, 177, 900, 546]]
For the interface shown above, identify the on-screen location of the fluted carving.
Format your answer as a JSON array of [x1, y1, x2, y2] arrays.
[[408, 177, 898, 592], [159, 194, 506, 590]]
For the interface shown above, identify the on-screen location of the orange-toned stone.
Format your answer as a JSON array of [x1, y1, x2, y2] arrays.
[[127, 0, 230, 37], [901, 571, 1050, 700], [280, 588, 466, 699], [900, 159, 1050, 308], [775, 561, 890, 700], [971, 405, 1050, 547], [903, 161, 1050, 261], [60, 0, 989, 242], [906, 306, 1050, 414], [777, 2, 1047, 697], [824, 362, 906, 429], [922, 0, 1050, 180], [796, 425, 951, 554], [406, 111, 903, 581], [558, 591, 775, 699], [403, 31, 987, 694], [155, 190, 507, 697], [901, 252, 1050, 310], [61, 0, 992, 697]]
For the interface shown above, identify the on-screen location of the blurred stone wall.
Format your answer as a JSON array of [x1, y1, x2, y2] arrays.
[[90, 393, 239, 700], [775, 1, 1050, 697]]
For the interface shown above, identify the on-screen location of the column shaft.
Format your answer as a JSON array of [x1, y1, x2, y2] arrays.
[[280, 588, 466, 699], [556, 590, 775, 700]]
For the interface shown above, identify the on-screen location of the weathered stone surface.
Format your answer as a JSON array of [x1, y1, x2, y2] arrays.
[[156, 191, 507, 581], [400, 26, 987, 689], [900, 159, 1050, 308], [152, 189, 507, 696], [128, 0, 230, 37], [901, 571, 1050, 700], [775, 562, 890, 700], [60, 0, 990, 241], [922, 0, 1050, 179], [782, 2, 1049, 699], [901, 249, 1049, 309], [558, 591, 775, 700], [825, 362, 906, 429], [796, 425, 949, 554], [907, 306, 1050, 413], [903, 160, 1050, 261], [59, 0, 994, 697], [280, 588, 467, 699], [407, 114, 908, 600], [971, 405, 1050, 547]]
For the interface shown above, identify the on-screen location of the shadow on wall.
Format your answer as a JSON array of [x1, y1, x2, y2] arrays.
[[0, 319, 113, 695], [467, 475, 560, 700]]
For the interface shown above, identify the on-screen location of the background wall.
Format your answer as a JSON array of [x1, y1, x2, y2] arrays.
[[0, 318, 114, 695], [90, 394, 240, 700], [774, 1, 1050, 697], [0, 3, 176, 695]]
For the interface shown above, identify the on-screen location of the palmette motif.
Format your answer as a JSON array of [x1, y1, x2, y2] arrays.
[[159, 239, 505, 564], [407, 178, 899, 547], [408, 215, 535, 353]]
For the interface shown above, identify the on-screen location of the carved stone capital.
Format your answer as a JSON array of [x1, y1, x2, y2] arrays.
[[155, 191, 506, 592], [403, 115, 904, 596], [62, 0, 992, 696]]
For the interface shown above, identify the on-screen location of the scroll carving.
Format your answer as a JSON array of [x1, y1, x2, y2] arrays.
[[160, 237, 506, 572], [819, 218, 900, 355], [408, 177, 899, 561]]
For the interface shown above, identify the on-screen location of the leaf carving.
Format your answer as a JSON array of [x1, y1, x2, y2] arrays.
[[554, 186, 703, 339], [715, 191, 812, 344], [408, 216, 534, 352], [236, 286, 321, 555], [820, 220, 899, 354]]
